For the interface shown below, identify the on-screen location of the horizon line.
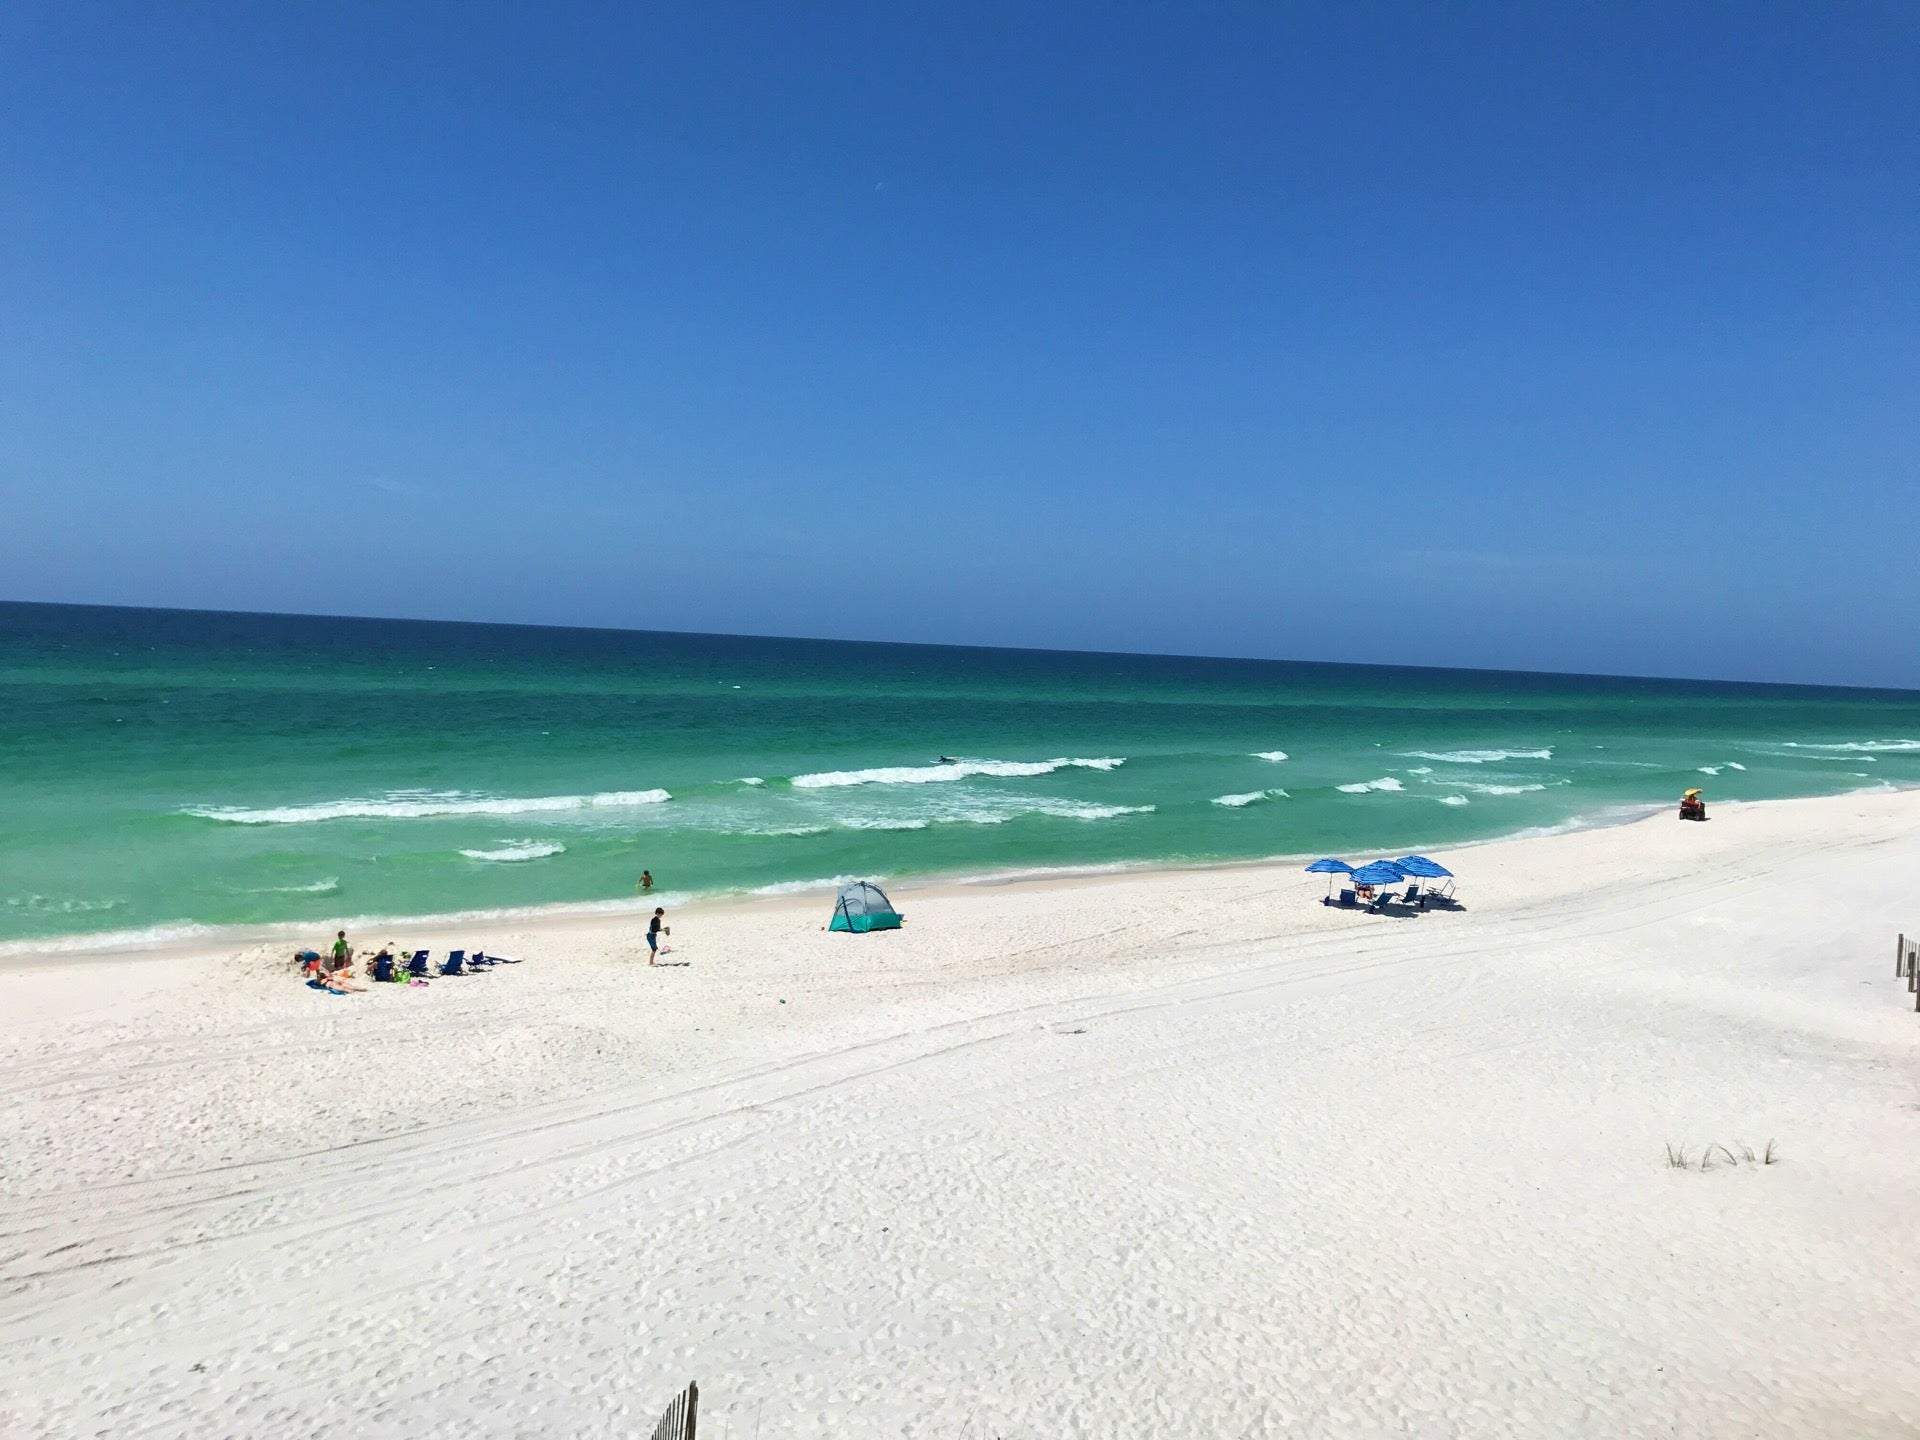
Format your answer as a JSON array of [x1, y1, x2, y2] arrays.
[[2, 595, 1915, 700]]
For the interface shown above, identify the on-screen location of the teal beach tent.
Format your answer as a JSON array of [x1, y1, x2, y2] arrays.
[[830, 880, 903, 933]]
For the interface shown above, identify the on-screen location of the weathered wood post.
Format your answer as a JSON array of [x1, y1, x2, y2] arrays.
[[1901, 934, 1907, 978]]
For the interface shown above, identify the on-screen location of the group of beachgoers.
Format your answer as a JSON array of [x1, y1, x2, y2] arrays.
[[297, 930, 415, 992], [299, 900, 672, 992]]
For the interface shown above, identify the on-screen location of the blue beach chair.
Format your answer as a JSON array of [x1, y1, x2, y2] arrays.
[[406, 950, 431, 979], [440, 950, 466, 976]]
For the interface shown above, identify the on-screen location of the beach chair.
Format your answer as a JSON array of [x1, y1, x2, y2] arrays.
[[406, 950, 430, 978], [469, 950, 496, 968], [440, 950, 467, 976], [1336, 888, 1357, 908], [372, 953, 397, 983]]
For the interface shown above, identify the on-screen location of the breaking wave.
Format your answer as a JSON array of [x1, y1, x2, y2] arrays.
[[836, 799, 1153, 829], [459, 841, 567, 863], [790, 757, 1125, 789], [5, 894, 127, 914], [750, 875, 868, 897], [1336, 777, 1404, 794], [0, 923, 215, 958], [1212, 789, 1287, 808], [1781, 740, 1920, 753], [1404, 748, 1553, 764], [1436, 795, 1470, 806], [185, 789, 672, 824], [1252, 750, 1289, 763]]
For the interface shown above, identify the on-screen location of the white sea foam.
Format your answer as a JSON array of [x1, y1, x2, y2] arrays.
[[834, 798, 1154, 830], [1404, 748, 1553, 765], [1336, 777, 1405, 794], [1437, 795, 1470, 806], [735, 824, 832, 838], [736, 777, 766, 786], [1406, 766, 1434, 776], [790, 757, 1125, 789], [249, 879, 341, 896], [4, 895, 127, 914], [1782, 740, 1920, 753], [185, 789, 672, 824], [748, 874, 869, 898], [1029, 801, 1155, 821], [1454, 781, 1550, 796], [1726, 762, 1747, 771], [459, 841, 567, 863], [1252, 751, 1289, 763], [1212, 789, 1287, 808], [0, 922, 216, 958], [1698, 766, 1721, 776]]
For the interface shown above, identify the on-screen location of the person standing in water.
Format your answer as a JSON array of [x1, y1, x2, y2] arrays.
[[637, 870, 653, 894], [646, 907, 667, 965]]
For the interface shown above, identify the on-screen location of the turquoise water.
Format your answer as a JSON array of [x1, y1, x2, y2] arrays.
[[4, 601, 1918, 948]]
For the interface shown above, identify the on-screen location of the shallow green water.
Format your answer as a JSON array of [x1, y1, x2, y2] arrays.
[[3, 601, 1916, 948]]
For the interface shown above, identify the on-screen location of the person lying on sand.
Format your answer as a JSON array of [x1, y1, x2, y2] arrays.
[[313, 968, 364, 993]]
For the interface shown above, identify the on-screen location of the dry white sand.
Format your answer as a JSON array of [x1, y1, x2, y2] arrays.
[[3, 790, 1920, 1438]]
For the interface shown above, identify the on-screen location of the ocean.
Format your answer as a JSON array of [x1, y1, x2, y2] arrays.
[[3, 601, 1917, 950]]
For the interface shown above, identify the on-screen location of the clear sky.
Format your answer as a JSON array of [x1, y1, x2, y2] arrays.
[[2, 4, 1915, 687]]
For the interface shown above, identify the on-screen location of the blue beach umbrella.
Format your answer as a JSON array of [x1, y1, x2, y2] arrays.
[[1304, 855, 1354, 898], [1350, 861, 1409, 888], [1393, 855, 1453, 879]]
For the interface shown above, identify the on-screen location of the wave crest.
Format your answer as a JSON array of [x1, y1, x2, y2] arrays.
[[1782, 740, 1920, 753], [1252, 750, 1289, 763], [1404, 748, 1553, 764], [185, 789, 672, 824], [790, 757, 1124, 789], [1212, 789, 1287, 808], [459, 841, 567, 863], [1336, 777, 1404, 794]]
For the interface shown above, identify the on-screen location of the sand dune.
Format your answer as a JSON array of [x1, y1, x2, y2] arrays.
[[3, 790, 1919, 1437]]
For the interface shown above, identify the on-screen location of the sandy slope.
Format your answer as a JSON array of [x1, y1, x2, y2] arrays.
[[3, 791, 1919, 1438]]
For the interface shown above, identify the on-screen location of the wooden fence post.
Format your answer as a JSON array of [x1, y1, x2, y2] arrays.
[[1901, 934, 1908, 978]]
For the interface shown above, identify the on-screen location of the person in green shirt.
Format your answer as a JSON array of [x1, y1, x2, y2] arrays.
[[330, 930, 351, 971]]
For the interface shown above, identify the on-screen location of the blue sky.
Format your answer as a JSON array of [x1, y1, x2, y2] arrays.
[[2, 3, 1915, 686]]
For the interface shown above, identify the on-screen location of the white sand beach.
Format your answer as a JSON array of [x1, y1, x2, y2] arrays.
[[3, 789, 1919, 1438]]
